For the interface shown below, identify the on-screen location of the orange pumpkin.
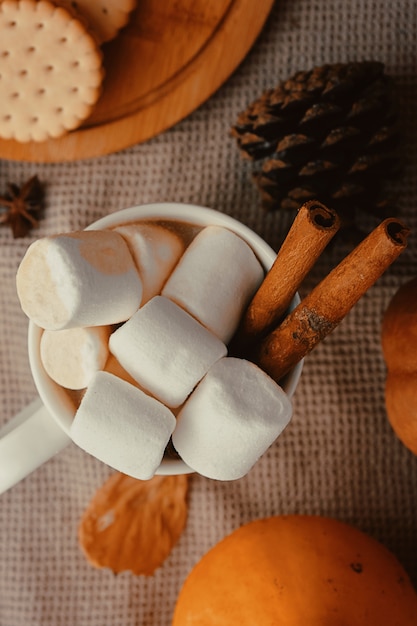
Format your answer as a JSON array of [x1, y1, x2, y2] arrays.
[[381, 276, 417, 455], [172, 515, 417, 625]]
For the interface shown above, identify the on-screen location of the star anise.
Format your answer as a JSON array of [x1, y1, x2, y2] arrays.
[[0, 175, 45, 238]]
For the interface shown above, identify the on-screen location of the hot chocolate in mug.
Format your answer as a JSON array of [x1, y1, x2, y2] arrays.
[[0, 203, 303, 494]]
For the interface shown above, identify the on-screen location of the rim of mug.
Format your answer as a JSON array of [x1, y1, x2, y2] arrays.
[[28, 202, 303, 475]]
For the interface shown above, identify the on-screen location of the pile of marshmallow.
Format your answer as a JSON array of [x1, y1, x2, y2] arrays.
[[16, 221, 292, 480]]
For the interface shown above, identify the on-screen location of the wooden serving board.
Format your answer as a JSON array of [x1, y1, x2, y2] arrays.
[[0, 0, 274, 163]]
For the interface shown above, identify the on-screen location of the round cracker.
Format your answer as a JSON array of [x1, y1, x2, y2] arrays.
[[0, 0, 103, 143], [58, 0, 137, 44]]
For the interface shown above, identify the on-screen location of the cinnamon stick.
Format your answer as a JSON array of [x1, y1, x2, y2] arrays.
[[256, 218, 410, 383], [233, 200, 340, 354]]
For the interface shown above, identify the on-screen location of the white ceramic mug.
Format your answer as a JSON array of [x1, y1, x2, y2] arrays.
[[0, 203, 303, 494]]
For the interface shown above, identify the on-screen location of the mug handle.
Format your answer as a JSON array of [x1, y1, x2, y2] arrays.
[[0, 398, 71, 495]]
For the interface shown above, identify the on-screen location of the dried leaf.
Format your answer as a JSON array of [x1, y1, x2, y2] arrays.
[[79, 473, 189, 575]]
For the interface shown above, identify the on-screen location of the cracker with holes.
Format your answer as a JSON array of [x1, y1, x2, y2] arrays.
[[0, 0, 103, 143], [58, 0, 137, 44]]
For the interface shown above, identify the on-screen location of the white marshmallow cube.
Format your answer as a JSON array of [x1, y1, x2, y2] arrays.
[[16, 230, 142, 330], [109, 296, 227, 408], [40, 325, 111, 390], [113, 222, 185, 304], [162, 225, 264, 343], [70, 371, 176, 480], [172, 357, 293, 480]]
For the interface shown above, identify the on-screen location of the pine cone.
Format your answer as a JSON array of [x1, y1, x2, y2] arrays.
[[231, 62, 402, 235]]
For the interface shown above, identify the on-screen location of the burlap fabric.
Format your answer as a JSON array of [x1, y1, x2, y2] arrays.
[[1, 1, 416, 624]]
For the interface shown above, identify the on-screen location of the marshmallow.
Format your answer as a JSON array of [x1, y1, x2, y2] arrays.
[[172, 357, 292, 480], [113, 222, 185, 304], [40, 325, 111, 390], [70, 371, 176, 480], [162, 225, 264, 343], [16, 230, 142, 330], [109, 296, 227, 408]]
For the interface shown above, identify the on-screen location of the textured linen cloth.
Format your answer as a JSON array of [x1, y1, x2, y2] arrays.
[[1, 1, 417, 624]]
